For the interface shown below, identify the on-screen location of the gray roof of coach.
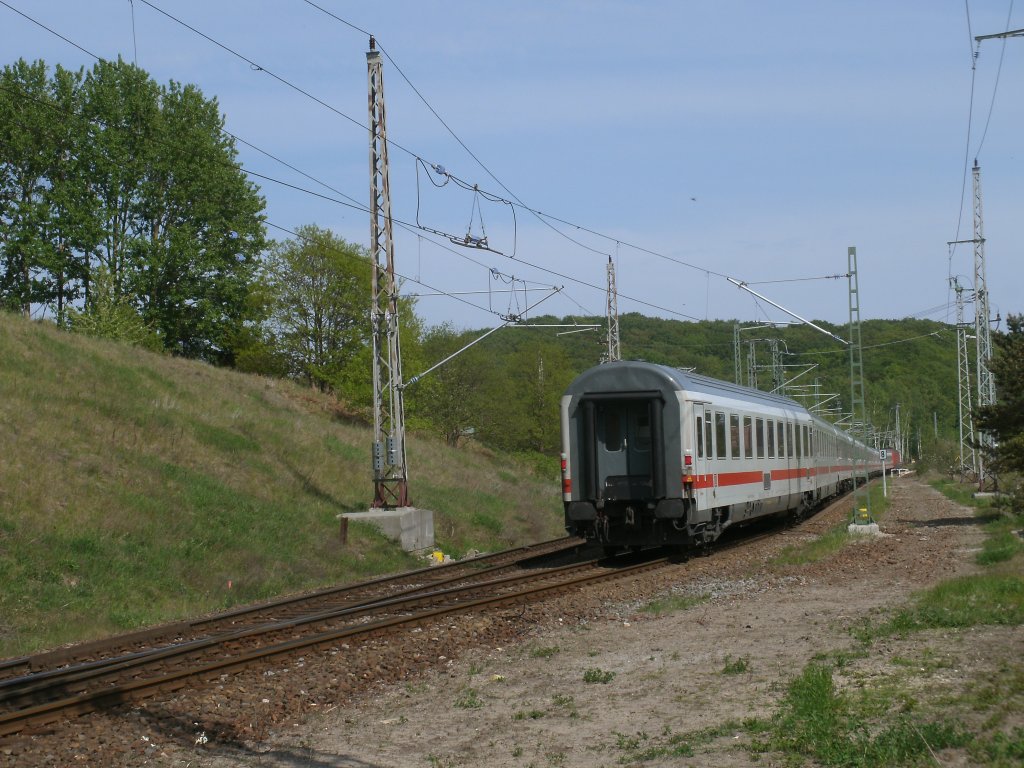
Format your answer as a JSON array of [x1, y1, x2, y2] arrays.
[[567, 360, 805, 411], [569, 361, 866, 448]]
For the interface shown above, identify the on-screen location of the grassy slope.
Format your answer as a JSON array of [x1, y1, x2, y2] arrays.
[[0, 314, 563, 657]]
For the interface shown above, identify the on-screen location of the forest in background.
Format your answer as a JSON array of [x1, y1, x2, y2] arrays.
[[409, 313, 960, 463]]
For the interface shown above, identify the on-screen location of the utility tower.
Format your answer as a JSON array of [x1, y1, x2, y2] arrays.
[[733, 323, 741, 384], [951, 277, 977, 480], [769, 339, 785, 395], [605, 256, 621, 362], [367, 38, 409, 508], [847, 247, 872, 525], [971, 162, 996, 488]]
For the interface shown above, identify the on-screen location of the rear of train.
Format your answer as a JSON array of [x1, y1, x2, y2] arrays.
[[559, 361, 693, 549]]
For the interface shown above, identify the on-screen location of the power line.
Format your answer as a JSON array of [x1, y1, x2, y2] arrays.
[[3, 1, 818, 324], [129, 2, 713, 297]]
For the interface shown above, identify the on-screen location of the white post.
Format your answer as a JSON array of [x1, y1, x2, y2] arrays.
[[881, 450, 887, 498]]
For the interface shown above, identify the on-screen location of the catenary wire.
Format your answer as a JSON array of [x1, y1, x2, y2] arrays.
[[5, 1, 805, 323]]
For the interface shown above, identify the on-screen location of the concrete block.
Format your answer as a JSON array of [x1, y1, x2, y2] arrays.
[[340, 507, 434, 551], [847, 522, 881, 536]]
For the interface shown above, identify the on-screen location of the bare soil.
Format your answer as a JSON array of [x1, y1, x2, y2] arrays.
[[6, 477, 1020, 767]]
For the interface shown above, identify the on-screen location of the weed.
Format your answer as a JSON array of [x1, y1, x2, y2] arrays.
[[552, 693, 579, 718], [511, 746, 523, 757], [721, 655, 751, 675], [455, 688, 483, 709], [583, 668, 616, 684]]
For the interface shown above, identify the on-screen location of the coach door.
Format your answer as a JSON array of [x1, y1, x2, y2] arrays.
[[691, 403, 710, 511], [593, 399, 655, 501]]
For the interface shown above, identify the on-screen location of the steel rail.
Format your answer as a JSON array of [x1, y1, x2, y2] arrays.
[[0, 536, 579, 680], [0, 553, 668, 737]]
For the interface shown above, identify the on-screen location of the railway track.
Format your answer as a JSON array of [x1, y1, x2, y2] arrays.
[[0, 486, 866, 740], [0, 535, 578, 684], [0, 536, 673, 738]]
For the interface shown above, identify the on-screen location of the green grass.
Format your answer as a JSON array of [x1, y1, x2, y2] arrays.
[[0, 313, 565, 656], [640, 593, 707, 616], [930, 477, 994, 509], [747, 662, 973, 766], [775, 483, 891, 566], [854, 573, 1024, 643], [930, 475, 1024, 565]]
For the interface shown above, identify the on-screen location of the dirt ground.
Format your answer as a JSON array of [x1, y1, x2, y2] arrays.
[[157, 476, 1015, 768]]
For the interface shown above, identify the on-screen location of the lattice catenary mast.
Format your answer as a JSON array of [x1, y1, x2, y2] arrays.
[[971, 163, 996, 487], [847, 246, 872, 525], [950, 277, 977, 481], [605, 256, 621, 362], [368, 38, 409, 508]]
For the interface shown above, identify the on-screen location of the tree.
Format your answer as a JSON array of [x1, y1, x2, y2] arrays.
[[975, 314, 1024, 478], [0, 59, 88, 317], [262, 224, 426, 403], [410, 324, 489, 447], [264, 225, 374, 392], [0, 57, 266, 362]]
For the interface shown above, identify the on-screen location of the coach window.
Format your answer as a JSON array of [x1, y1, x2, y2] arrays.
[[766, 419, 775, 458], [743, 416, 753, 458], [756, 418, 765, 458], [715, 412, 727, 459], [788, 422, 795, 458], [603, 410, 623, 452], [695, 415, 704, 458], [804, 425, 810, 458], [705, 410, 714, 460], [777, 421, 785, 459], [729, 414, 740, 459], [796, 424, 803, 459], [634, 410, 651, 451]]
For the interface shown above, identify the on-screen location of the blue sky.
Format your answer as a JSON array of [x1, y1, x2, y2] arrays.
[[2, 1, 1021, 336]]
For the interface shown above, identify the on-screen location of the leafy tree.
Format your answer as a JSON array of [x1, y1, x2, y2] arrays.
[[975, 314, 1024, 478], [262, 225, 424, 405], [409, 324, 489, 446], [263, 225, 371, 392], [0, 57, 266, 362], [0, 59, 89, 316]]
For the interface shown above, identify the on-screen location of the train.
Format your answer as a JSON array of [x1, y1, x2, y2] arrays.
[[559, 360, 885, 551]]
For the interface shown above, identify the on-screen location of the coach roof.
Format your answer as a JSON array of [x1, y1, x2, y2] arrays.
[[565, 360, 805, 412]]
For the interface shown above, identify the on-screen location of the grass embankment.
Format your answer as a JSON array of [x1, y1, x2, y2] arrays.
[[0, 314, 563, 657]]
